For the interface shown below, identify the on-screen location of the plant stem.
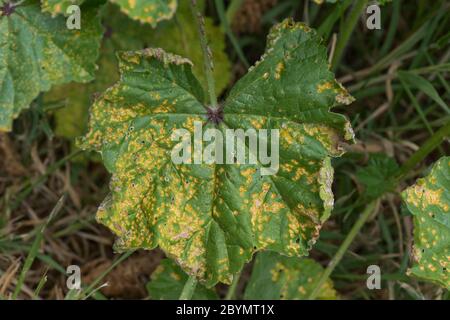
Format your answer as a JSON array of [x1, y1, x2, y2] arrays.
[[307, 200, 379, 300], [395, 119, 450, 181], [332, 0, 368, 70], [189, 0, 218, 108], [225, 272, 241, 300], [179, 275, 198, 300], [180, 0, 218, 300]]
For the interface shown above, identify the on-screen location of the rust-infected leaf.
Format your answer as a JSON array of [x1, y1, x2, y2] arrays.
[[402, 157, 450, 289], [244, 252, 337, 300], [80, 20, 354, 287]]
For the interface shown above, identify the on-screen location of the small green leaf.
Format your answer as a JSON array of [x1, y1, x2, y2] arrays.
[[80, 19, 354, 287], [402, 157, 450, 289], [0, 0, 103, 132], [356, 153, 399, 200], [147, 259, 218, 300], [110, 0, 177, 26], [47, 2, 230, 139], [244, 251, 337, 300]]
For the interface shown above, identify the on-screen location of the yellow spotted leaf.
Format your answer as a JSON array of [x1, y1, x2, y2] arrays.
[[80, 19, 354, 287], [402, 157, 450, 289], [110, 0, 176, 26]]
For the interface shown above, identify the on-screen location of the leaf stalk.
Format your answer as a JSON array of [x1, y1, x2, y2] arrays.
[[189, 0, 218, 108]]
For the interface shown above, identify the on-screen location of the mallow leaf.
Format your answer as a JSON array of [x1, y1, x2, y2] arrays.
[[356, 153, 399, 200], [80, 19, 354, 287], [147, 259, 218, 300], [0, 0, 103, 132], [244, 251, 337, 300], [402, 157, 450, 289], [109, 0, 177, 26]]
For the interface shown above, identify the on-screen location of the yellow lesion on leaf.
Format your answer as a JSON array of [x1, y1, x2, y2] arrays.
[[153, 99, 175, 113], [271, 262, 285, 282], [405, 184, 447, 211], [302, 124, 341, 155], [274, 62, 285, 80], [316, 81, 334, 93]]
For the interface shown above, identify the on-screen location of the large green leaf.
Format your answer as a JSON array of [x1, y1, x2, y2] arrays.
[[147, 259, 218, 300], [110, 0, 176, 26], [80, 19, 354, 287], [0, 0, 103, 132], [402, 157, 450, 289], [244, 251, 337, 299], [47, 2, 230, 138]]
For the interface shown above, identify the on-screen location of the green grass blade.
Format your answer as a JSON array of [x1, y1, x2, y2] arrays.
[[215, 0, 250, 69], [12, 195, 65, 299], [332, 0, 369, 71], [33, 272, 48, 300], [317, 0, 353, 40]]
